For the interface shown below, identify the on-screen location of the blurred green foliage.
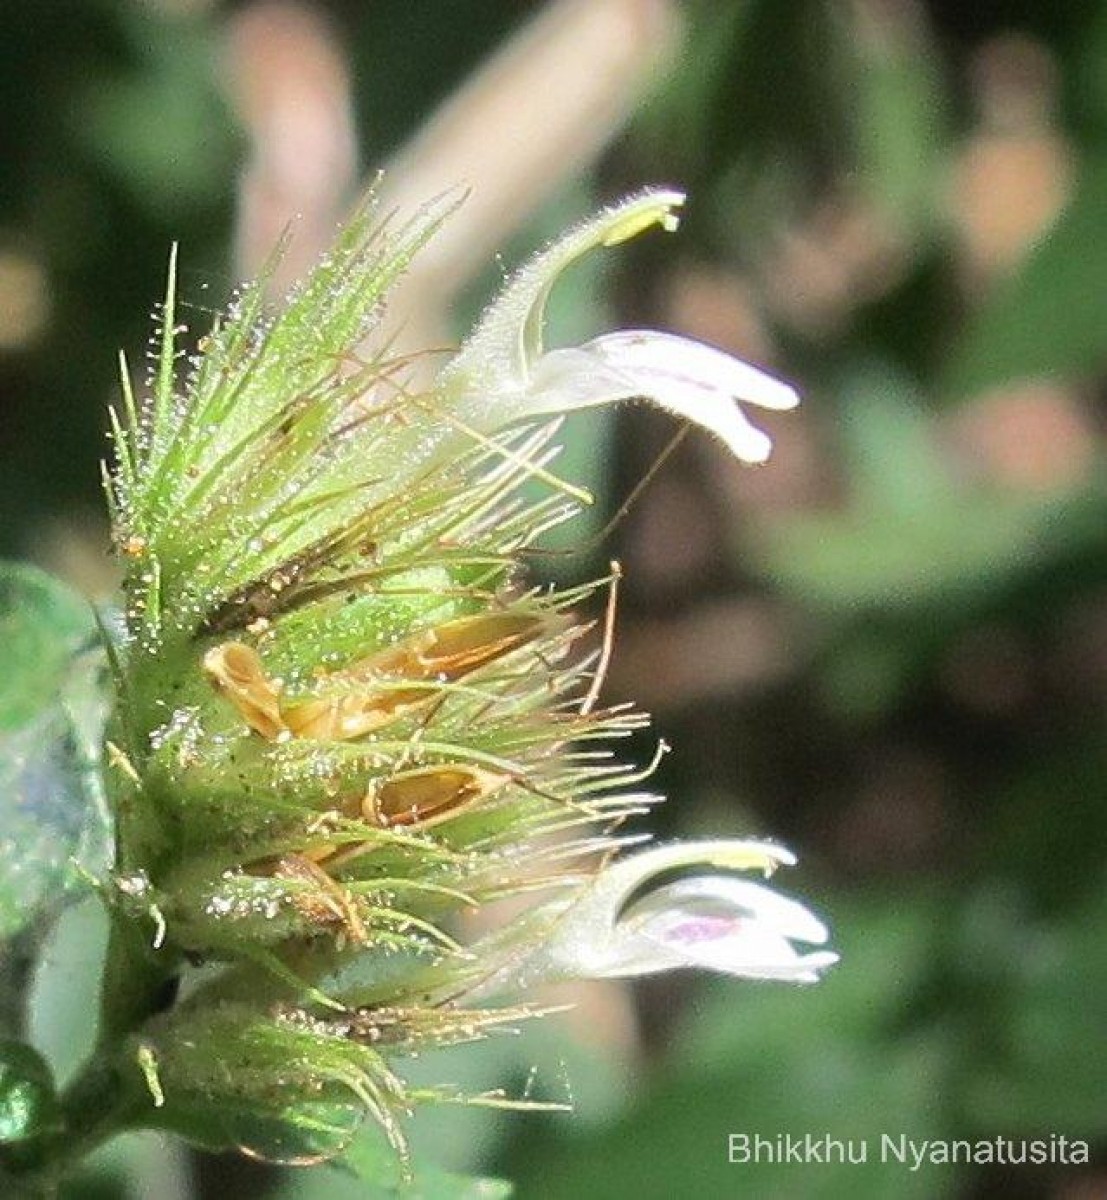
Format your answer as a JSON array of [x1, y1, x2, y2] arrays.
[[0, 565, 107, 1034], [3, 0, 1107, 1196]]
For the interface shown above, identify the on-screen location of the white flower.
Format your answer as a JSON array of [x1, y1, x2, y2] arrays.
[[590, 871, 839, 983], [444, 189, 799, 464], [472, 840, 838, 995]]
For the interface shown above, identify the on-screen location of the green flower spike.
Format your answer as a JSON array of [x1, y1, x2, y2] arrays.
[[97, 187, 833, 1166]]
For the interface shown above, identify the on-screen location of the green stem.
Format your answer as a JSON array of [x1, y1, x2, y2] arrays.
[[0, 927, 39, 1041], [4, 914, 179, 1194], [98, 913, 179, 1045], [52, 1060, 138, 1188], [1, 1052, 140, 1198]]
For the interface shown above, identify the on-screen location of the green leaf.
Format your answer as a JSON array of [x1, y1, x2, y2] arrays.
[[72, 8, 237, 212], [272, 1128, 513, 1200], [754, 371, 1102, 612], [963, 881, 1107, 1137], [761, 491, 1074, 611], [0, 564, 111, 946], [219, 1102, 365, 1166], [943, 159, 1107, 398], [844, 1, 947, 238], [0, 564, 93, 732], [146, 1095, 365, 1167]]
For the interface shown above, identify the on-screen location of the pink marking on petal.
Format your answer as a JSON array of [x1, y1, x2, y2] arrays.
[[665, 915, 743, 945]]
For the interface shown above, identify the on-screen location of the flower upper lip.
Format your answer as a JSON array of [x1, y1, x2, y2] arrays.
[[443, 187, 800, 465]]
